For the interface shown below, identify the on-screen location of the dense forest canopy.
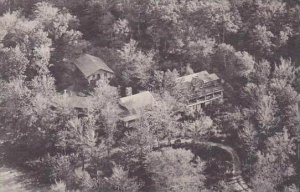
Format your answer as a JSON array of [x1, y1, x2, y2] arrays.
[[0, 0, 299, 191]]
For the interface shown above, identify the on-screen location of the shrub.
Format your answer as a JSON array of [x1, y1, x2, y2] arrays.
[[50, 180, 67, 192]]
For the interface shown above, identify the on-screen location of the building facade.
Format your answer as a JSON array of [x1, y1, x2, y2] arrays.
[[176, 71, 223, 111], [74, 54, 114, 84]]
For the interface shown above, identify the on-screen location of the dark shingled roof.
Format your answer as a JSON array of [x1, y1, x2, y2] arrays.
[[74, 54, 114, 78], [176, 70, 219, 83]]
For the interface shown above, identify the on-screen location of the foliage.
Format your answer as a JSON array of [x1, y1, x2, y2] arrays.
[[106, 164, 140, 192], [0, 11, 52, 79], [116, 39, 155, 90], [1, 0, 300, 191], [145, 148, 206, 192], [50, 180, 67, 192]]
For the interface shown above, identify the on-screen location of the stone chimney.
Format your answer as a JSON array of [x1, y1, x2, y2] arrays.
[[63, 89, 68, 99], [185, 63, 194, 75], [125, 87, 132, 96]]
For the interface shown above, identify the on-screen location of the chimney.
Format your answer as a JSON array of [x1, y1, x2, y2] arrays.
[[125, 87, 132, 96], [185, 63, 194, 75], [63, 89, 68, 100], [117, 85, 122, 96]]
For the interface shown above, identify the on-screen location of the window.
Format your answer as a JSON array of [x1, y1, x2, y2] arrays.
[[196, 104, 200, 111], [190, 98, 197, 103], [206, 94, 213, 100], [214, 91, 222, 97], [204, 81, 213, 87], [213, 80, 218, 86]]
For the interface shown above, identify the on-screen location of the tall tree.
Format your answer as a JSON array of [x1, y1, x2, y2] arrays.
[[145, 148, 206, 192], [270, 58, 299, 134], [33, 2, 88, 89], [0, 11, 52, 79], [212, 43, 255, 104], [117, 39, 155, 91]]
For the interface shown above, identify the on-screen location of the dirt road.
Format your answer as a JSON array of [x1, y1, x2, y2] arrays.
[[0, 166, 49, 192]]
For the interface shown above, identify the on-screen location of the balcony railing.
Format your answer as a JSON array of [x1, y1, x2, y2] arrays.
[[189, 94, 223, 106], [189, 85, 223, 101]]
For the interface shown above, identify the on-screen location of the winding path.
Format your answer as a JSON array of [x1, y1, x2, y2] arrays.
[[0, 138, 251, 191], [0, 141, 49, 191], [0, 166, 49, 192], [155, 138, 252, 192], [0, 166, 31, 192]]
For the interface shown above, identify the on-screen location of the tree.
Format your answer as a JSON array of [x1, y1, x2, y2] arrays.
[[0, 74, 67, 164], [270, 58, 299, 134], [212, 43, 255, 104], [250, 59, 271, 86], [186, 37, 216, 71], [145, 148, 206, 192], [145, 0, 184, 52], [121, 119, 157, 158], [252, 130, 296, 191], [33, 2, 84, 58], [93, 80, 120, 145], [213, 43, 255, 80], [294, 66, 300, 93], [189, 0, 241, 43], [33, 2, 88, 90], [106, 164, 140, 192], [236, 0, 297, 61], [243, 84, 279, 136], [1, 1, 300, 191], [182, 115, 213, 140], [117, 39, 155, 90], [58, 117, 97, 170], [0, 11, 52, 79], [138, 93, 182, 140], [238, 57, 299, 190], [255, 94, 279, 136], [0, 46, 28, 80], [79, 0, 118, 46], [249, 25, 275, 58]]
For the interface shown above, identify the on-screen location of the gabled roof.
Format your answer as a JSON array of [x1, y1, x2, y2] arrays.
[[119, 91, 156, 122], [56, 92, 92, 109], [64, 95, 92, 109], [176, 70, 219, 83], [74, 54, 114, 78], [119, 91, 155, 112], [119, 114, 140, 122]]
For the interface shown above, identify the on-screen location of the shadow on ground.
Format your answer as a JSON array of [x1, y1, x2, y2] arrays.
[[0, 143, 50, 192]]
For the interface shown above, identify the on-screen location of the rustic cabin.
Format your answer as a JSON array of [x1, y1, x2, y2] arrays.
[[74, 54, 114, 85], [119, 91, 155, 126]]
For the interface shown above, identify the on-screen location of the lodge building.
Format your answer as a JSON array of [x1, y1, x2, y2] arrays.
[[176, 70, 223, 111]]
